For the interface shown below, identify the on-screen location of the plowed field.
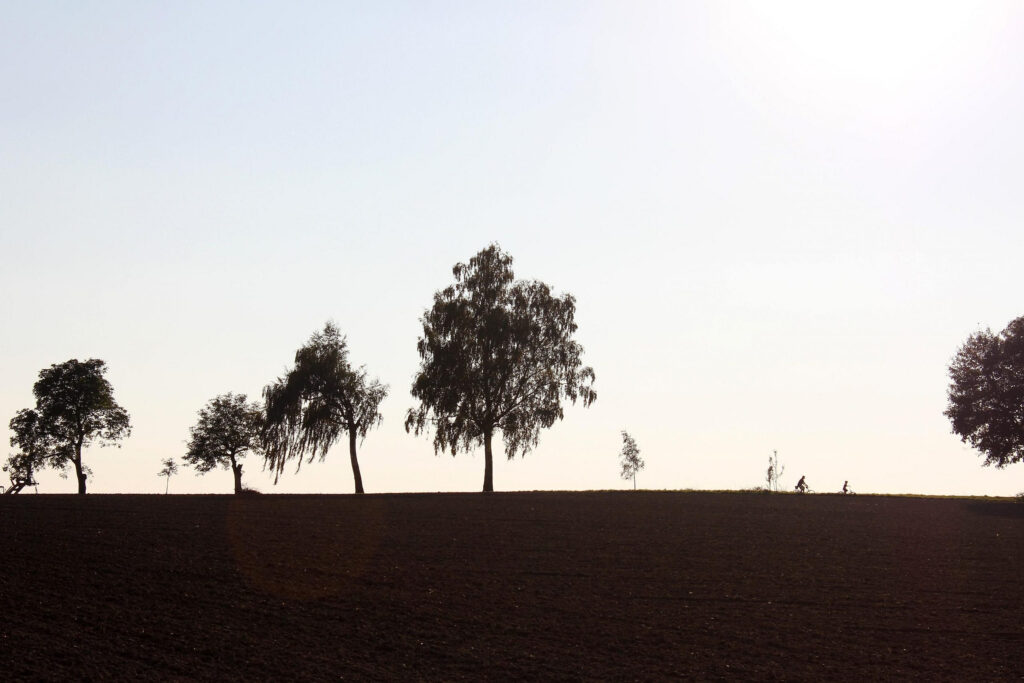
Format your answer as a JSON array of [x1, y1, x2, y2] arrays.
[[2, 492, 1022, 680]]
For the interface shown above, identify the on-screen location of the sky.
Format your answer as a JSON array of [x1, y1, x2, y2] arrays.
[[2, 1, 1024, 496]]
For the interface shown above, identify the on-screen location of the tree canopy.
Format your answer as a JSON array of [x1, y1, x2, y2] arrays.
[[262, 322, 388, 493], [406, 244, 596, 492], [946, 315, 1024, 468], [183, 393, 263, 494], [9, 359, 130, 494]]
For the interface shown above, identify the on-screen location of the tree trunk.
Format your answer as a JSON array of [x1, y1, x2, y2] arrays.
[[483, 430, 494, 493], [633, 473, 636, 490], [165, 476, 170, 494], [230, 456, 243, 494], [349, 427, 364, 494], [74, 437, 86, 495]]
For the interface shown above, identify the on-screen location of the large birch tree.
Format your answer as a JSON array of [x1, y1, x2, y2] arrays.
[[406, 244, 596, 492]]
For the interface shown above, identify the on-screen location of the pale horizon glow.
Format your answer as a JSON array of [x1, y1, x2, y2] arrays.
[[2, 2, 1024, 496]]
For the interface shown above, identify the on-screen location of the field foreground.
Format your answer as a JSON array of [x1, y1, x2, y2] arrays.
[[2, 491, 1023, 680]]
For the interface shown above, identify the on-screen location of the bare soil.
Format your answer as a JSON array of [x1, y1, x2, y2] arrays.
[[2, 491, 1022, 680]]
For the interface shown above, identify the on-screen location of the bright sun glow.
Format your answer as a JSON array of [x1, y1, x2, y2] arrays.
[[738, 1, 995, 86]]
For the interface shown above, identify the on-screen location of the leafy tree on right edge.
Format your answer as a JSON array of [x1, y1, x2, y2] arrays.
[[406, 244, 597, 492], [946, 315, 1024, 468]]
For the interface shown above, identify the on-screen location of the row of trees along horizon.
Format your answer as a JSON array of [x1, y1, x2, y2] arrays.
[[5, 244, 1024, 495], [5, 245, 594, 495]]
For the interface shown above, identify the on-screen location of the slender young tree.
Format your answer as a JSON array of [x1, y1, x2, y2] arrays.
[[183, 393, 263, 494], [766, 449, 784, 493], [262, 322, 388, 493], [619, 431, 645, 490], [946, 315, 1024, 467], [157, 458, 179, 494], [10, 359, 130, 494], [406, 244, 597, 492]]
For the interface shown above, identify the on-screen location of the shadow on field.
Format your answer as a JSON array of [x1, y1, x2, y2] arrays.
[[964, 500, 1024, 519]]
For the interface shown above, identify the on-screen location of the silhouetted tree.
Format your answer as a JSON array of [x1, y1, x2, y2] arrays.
[[406, 244, 597, 492], [619, 431, 644, 489], [183, 393, 263, 494], [3, 452, 39, 494], [158, 458, 179, 494], [262, 323, 388, 493], [766, 449, 784, 492], [10, 359, 130, 494], [7, 409, 47, 489], [946, 316, 1024, 468], [4, 411, 46, 494]]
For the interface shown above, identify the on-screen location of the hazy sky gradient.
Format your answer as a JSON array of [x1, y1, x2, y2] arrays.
[[3, 1, 1024, 495]]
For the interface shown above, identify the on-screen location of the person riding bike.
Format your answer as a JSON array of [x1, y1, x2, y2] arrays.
[[795, 475, 808, 493]]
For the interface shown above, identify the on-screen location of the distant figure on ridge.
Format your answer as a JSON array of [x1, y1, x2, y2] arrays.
[[795, 475, 808, 493], [842, 480, 849, 494]]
